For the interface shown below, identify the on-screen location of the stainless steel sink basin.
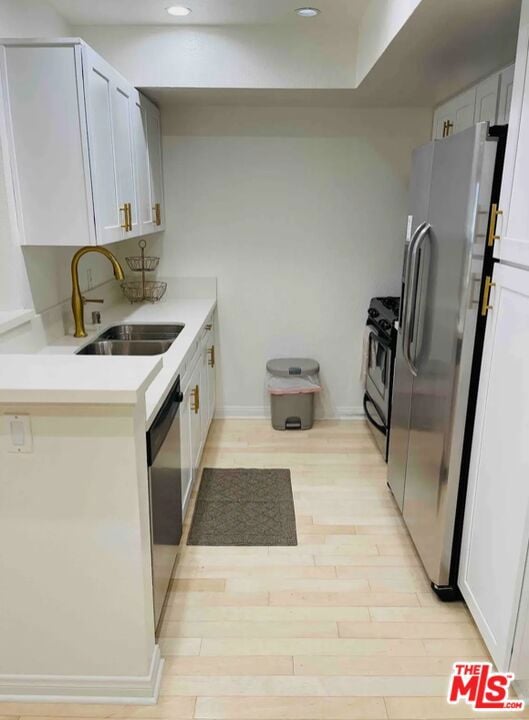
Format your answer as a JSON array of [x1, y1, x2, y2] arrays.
[[98, 324, 184, 341], [77, 339, 174, 356]]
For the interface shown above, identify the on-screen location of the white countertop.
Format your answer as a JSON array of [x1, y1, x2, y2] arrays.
[[0, 297, 216, 427]]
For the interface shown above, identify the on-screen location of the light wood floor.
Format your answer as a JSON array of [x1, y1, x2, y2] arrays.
[[1, 420, 515, 719]]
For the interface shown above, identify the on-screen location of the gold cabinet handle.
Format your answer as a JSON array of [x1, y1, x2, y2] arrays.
[[481, 275, 495, 317], [487, 203, 503, 248], [153, 202, 161, 226], [191, 384, 200, 414], [208, 345, 215, 368], [120, 204, 129, 230], [120, 203, 133, 231], [205, 323, 212, 331]]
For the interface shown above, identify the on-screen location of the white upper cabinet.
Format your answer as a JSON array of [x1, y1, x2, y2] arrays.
[[474, 73, 500, 124], [459, 263, 529, 671], [432, 64, 514, 140], [0, 39, 164, 247], [143, 95, 165, 232], [133, 94, 165, 235], [496, 23, 529, 268], [498, 64, 515, 125], [433, 87, 476, 139]]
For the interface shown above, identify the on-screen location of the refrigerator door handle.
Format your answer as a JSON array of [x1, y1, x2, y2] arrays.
[[401, 221, 426, 355], [404, 223, 431, 377]]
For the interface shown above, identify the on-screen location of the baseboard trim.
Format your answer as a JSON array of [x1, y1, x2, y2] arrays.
[[0, 646, 163, 704], [215, 406, 365, 420]]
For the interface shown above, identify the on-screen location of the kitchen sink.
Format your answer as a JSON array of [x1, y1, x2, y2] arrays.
[[77, 339, 174, 356], [77, 323, 185, 356], [98, 324, 184, 341]]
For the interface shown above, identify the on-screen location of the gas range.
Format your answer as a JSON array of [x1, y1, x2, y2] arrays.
[[367, 296, 400, 338], [363, 296, 400, 461]]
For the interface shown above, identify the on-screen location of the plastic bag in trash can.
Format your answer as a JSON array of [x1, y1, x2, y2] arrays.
[[266, 372, 321, 395]]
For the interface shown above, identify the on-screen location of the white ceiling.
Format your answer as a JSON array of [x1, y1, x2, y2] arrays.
[[48, 0, 371, 27]]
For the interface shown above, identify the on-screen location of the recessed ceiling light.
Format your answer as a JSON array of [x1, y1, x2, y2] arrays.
[[295, 7, 321, 17], [166, 6, 192, 16]]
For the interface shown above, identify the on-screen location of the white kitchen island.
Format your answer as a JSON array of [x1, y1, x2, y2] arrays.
[[0, 284, 217, 703]]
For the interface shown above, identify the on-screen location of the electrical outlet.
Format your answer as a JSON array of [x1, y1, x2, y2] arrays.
[[86, 268, 93, 290]]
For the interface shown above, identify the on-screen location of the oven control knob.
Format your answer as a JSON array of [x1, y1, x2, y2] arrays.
[[380, 319, 391, 330], [368, 308, 379, 318]]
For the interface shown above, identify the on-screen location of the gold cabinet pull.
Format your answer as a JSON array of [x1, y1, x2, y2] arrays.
[[481, 275, 495, 317], [153, 202, 161, 226], [205, 323, 212, 331], [487, 203, 503, 248], [191, 384, 200, 414], [120, 203, 133, 231], [208, 345, 215, 368], [120, 204, 129, 230]]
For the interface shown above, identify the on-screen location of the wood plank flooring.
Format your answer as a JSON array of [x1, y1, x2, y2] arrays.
[[1, 419, 514, 719]]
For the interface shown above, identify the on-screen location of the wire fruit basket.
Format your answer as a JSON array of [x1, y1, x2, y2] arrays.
[[122, 240, 167, 303]]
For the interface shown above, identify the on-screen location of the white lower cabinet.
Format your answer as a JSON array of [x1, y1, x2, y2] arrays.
[[459, 263, 529, 670], [206, 324, 217, 425], [180, 318, 217, 515]]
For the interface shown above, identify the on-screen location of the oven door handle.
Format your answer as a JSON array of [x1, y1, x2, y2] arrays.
[[363, 393, 387, 436]]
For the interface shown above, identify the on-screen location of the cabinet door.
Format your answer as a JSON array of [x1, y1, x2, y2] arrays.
[[0, 43, 94, 247], [142, 96, 165, 231], [474, 72, 500, 125], [180, 381, 193, 516], [459, 263, 529, 670], [510, 553, 529, 699], [199, 340, 210, 444], [187, 361, 202, 471], [453, 86, 478, 134], [112, 82, 139, 237], [207, 325, 217, 425], [432, 100, 454, 139], [496, 24, 529, 267], [82, 46, 136, 244], [132, 94, 156, 236], [498, 64, 515, 125]]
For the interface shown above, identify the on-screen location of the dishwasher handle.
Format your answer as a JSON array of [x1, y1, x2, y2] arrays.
[[146, 376, 182, 466]]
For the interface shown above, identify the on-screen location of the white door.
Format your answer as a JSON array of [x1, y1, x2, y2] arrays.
[[132, 95, 156, 236], [112, 82, 139, 237], [432, 100, 454, 139], [496, 23, 529, 268], [142, 96, 165, 231], [83, 46, 137, 244], [207, 325, 217, 425], [187, 360, 202, 471], [498, 64, 515, 125], [199, 340, 210, 445], [453, 86, 478, 134], [180, 380, 193, 516], [510, 553, 529, 699], [459, 263, 529, 670], [474, 73, 500, 125]]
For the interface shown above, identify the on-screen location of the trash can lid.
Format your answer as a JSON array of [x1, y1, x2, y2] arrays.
[[266, 358, 320, 377]]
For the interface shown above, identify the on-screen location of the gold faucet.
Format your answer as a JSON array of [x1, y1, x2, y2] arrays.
[[71, 246, 125, 338]]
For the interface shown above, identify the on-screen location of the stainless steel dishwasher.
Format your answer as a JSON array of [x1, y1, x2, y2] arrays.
[[146, 375, 183, 631]]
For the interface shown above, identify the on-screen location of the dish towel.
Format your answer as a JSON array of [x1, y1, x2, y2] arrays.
[[360, 326, 371, 385]]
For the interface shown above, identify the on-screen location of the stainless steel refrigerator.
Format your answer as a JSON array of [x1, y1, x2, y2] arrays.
[[388, 122, 506, 599]]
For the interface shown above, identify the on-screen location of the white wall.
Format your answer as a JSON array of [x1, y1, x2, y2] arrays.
[[0, 0, 142, 315], [74, 23, 358, 90], [158, 104, 431, 417], [356, 0, 422, 85]]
